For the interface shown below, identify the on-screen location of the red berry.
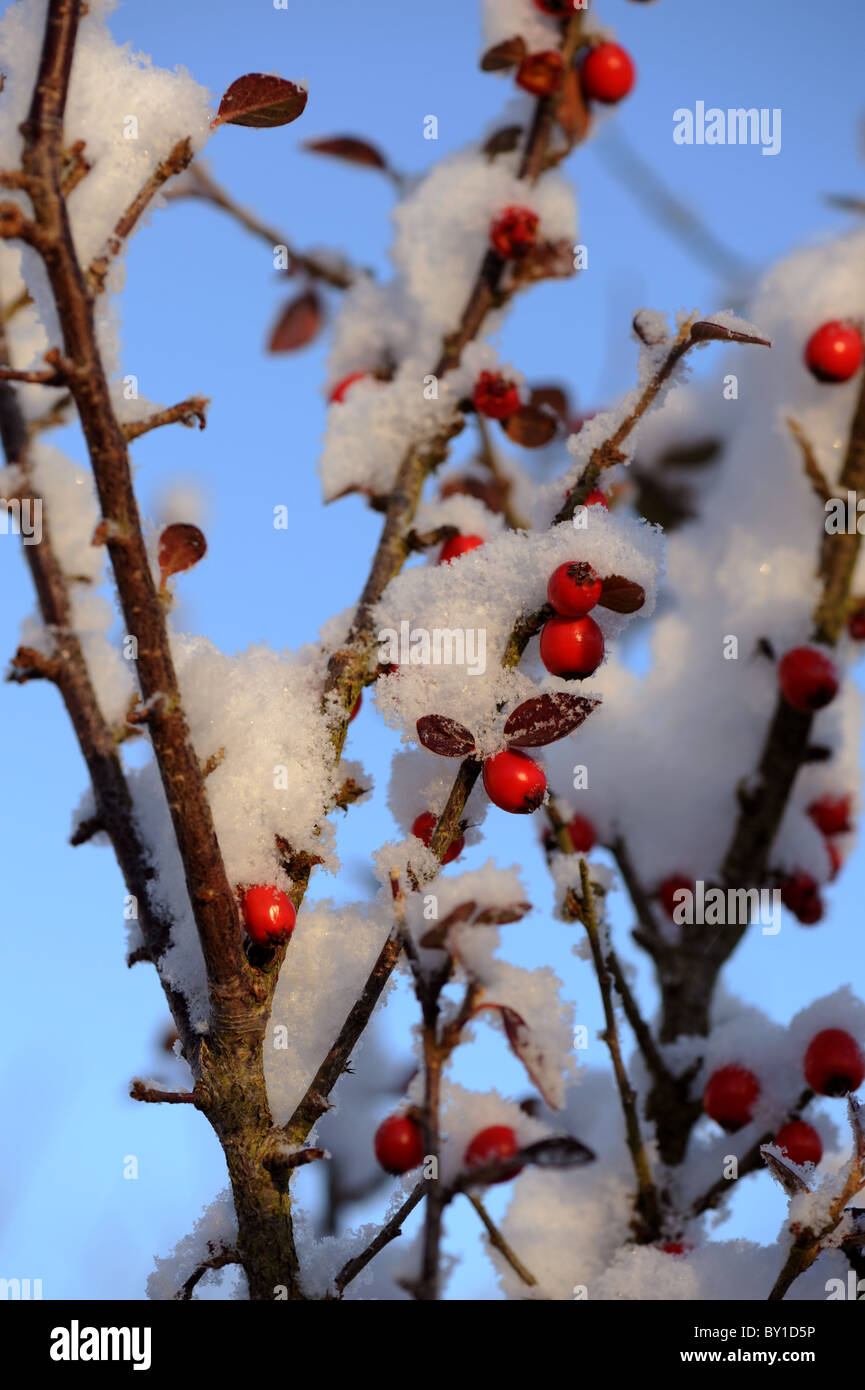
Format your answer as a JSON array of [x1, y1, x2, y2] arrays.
[[778, 646, 839, 713], [349, 690, 362, 722], [826, 839, 843, 880], [580, 43, 636, 104], [547, 561, 603, 618], [804, 320, 864, 384], [464, 1125, 522, 1183], [847, 604, 865, 640], [540, 614, 605, 678], [703, 1065, 760, 1132], [329, 371, 369, 404], [658, 874, 692, 919], [489, 205, 539, 260], [566, 814, 596, 853], [374, 1114, 425, 1174], [660, 1241, 692, 1257], [473, 371, 521, 420], [584, 489, 609, 509], [516, 50, 565, 97], [438, 533, 485, 565], [774, 1120, 823, 1167], [807, 794, 852, 837], [241, 885, 296, 947], [483, 749, 547, 814], [411, 811, 464, 865], [780, 872, 823, 926], [803, 1029, 865, 1096], [532, 0, 578, 13]]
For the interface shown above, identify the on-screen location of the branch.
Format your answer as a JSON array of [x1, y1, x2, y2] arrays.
[[334, 1181, 428, 1295], [121, 395, 209, 442], [86, 137, 194, 295], [475, 413, 528, 531], [177, 1245, 239, 1301], [130, 1079, 198, 1105], [465, 1192, 538, 1288], [788, 416, 832, 502], [691, 1089, 814, 1217]]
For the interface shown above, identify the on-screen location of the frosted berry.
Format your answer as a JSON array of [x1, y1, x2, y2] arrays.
[[778, 647, 839, 713], [803, 1029, 865, 1096], [584, 489, 609, 509], [780, 872, 823, 926], [658, 874, 692, 919], [847, 604, 865, 640], [412, 811, 464, 866], [547, 561, 603, 618], [566, 814, 597, 853], [580, 43, 636, 104], [438, 533, 485, 564], [516, 51, 564, 97], [329, 370, 368, 404], [473, 371, 521, 420], [490, 206, 539, 260], [804, 320, 864, 383], [807, 794, 852, 837], [483, 749, 547, 814], [540, 614, 605, 678], [774, 1120, 823, 1167], [703, 1065, 760, 1132], [374, 1114, 425, 1174], [464, 1125, 522, 1183], [241, 885, 296, 947]]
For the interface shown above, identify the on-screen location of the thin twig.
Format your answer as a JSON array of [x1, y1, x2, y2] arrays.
[[121, 395, 209, 442], [466, 1193, 538, 1287], [334, 1182, 428, 1295]]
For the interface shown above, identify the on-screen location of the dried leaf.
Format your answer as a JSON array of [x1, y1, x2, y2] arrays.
[[213, 74, 308, 129], [511, 238, 576, 286], [482, 124, 523, 159], [761, 1146, 811, 1196], [440, 475, 506, 514], [480, 36, 527, 72], [503, 405, 558, 449], [481, 1004, 563, 1109], [504, 693, 599, 748], [304, 135, 388, 170], [416, 714, 476, 758], [158, 523, 207, 584], [597, 574, 646, 614], [473, 902, 531, 925], [419, 900, 477, 950], [690, 319, 771, 348], [519, 1135, 595, 1168], [529, 385, 569, 420], [267, 290, 322, 352]]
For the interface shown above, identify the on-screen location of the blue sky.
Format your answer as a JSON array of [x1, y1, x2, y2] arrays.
[[2, 0, 864, 1300]]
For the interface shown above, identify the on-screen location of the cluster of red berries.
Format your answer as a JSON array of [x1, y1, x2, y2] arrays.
[[374, 1114, 520, 1180], [779, 793, 852, 924], [804, 320, 864, 384], [703, 1028, 865, 1151], [411, 811, 465, 865], [473, 370, 522, 421], [517, 13, 636, 106], [240, 884, 296, 947], [541, 561, 605, 679]]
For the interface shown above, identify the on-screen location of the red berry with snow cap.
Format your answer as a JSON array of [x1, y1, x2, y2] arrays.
[[241, 885, 296, 947], [804, 320, 864, 383], [584, 489, 609, 509], [780, 872, 823, 926], [464, 1125, 522, 1183], [473, 371, 521, 420], [483, 749, 547, 814], [803, 1029, 865, 1097], [438, 533, 485, 565], [703, 1065, 760, 1132], [774, 1120, 823, 1167], [547, 561, 603, 618], [374, 1114, 425, 1174], [489, 206, 539, 260], [580, 43, 635, 104], [807, 794, 852, 837], [778, 647, 839, 713], [329, 371, 369, 404], [516, 51, 564, 97], [540, 614, 604, 678], [412, 811, 464, 865]]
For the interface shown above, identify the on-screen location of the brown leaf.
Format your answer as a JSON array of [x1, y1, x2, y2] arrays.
[[511, 238, 576, 286], [304, 135, 388, 170], [480, 37, 527, 72], [597, 574, 646, 614], [481, 1004, 561, 1109], [503, 404, 558, 449], [482, 125, 523, 160], [158, 523, 207, 584], [519, 1135, 595, 1168], [213, 74, 308, 129], [761, 1146, 811, 1196], [473, 902, 531, 926], [556, 67, 591, 143], [440, 475, 506, 513], [504, 693, 599, 748], [419, 900, 477, 950], [267, 290, 322, 352], [416, 714, 476, 758], [690, 319, 771, 348], [529, 386, 569, 420]]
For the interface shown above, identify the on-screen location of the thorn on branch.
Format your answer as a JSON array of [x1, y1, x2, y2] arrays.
[[69, 814, 104, 846], [126, 945, 155, 968], [130, 1078, 198, 1104], [7, 645, 61, 684], [122, 395, 209, 442], [200, 746, 225, 779], [177, 1244, 239, 1300]]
